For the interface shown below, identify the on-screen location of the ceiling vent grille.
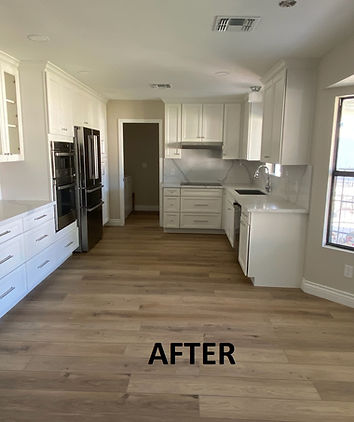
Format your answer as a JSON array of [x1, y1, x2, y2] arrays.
[[213, 16, 261, 32], [150, 83, 171, 89]]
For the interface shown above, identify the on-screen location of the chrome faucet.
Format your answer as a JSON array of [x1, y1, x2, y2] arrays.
[[253, 164, 272, 193]]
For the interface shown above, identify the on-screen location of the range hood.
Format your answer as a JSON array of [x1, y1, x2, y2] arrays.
[[179, 142, 223, 150]]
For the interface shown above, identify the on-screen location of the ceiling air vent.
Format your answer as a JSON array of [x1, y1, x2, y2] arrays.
[[150, 83, 172, 89], [213, 16, 260, 32]]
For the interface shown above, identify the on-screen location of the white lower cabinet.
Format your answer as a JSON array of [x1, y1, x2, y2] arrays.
[[0, 265, 27, 317], [0, 203, 79, 318], [238, 210, 307, 288], [180, 213, 221, 229], [223, 192, 235, 247], [163, 187, 222, 230]]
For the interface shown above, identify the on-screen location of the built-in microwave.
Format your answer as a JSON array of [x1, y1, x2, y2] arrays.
[[51, 141, 77, 231]]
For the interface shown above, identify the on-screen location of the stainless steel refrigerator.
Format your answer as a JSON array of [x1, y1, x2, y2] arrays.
[[74, 127, 103, 252]]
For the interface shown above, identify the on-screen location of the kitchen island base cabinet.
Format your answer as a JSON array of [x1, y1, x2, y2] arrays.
[[239, 211, 307, 288]]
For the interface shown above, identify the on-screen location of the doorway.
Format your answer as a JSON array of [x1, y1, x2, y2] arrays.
[[118, 119, 163, 226]]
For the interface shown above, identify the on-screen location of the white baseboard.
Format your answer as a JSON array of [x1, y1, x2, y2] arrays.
[[302, 278, 354, 308], [134, 205, 159, 211], [106, 219, 123, 226]]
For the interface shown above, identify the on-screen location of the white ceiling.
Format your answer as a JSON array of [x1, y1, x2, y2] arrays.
[[0, 0, 353, 100]]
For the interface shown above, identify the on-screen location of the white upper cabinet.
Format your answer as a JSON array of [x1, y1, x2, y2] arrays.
[[182, 104, 202, 142], [240, 95, 263, 161], [222, 103, 242, 159], [165, 104, 181, 159], [73, 88, 100, 130], [202, 104, 224, 142], [260, 60, 316, 165], [46, 71, 74, 138], [182, 104, 224, 143], [0, 53, 24, 162]]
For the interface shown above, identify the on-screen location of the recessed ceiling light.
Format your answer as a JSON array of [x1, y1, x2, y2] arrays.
[[215, 71, 230, 77], [279, 0, 297, 7], [27, 34, 50, 42]]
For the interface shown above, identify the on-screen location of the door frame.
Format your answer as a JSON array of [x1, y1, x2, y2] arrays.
[[118, 119, 163, 226]]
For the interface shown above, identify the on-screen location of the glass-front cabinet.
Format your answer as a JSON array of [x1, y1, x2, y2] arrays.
[[0, 52, 24, 162]]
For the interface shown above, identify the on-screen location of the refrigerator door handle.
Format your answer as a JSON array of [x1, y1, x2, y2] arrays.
[[86, 201, 104, 213], [86, 184, 103, 193], [87, 134, 94, 181], [93, 135, 99, 180]]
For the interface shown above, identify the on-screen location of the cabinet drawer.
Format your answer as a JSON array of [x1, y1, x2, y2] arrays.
[[0, 265, 27, 318], [0, 236, 25, 279], [56, 227, 79, 260], [23, 205, 54, 232], [164, 213, 180, 228], [181, 188, 222, 198], [164, 188, 180, 197], [180, 213, 222, 229], [24, 219, 55, 259], [0, 218, 23, 245], [26, 245, 57, 291], [181, 197, 222, 213], [164, 197, 180, 212]]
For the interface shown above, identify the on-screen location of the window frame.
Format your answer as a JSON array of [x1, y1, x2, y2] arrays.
[[326, 95, 354, 252]]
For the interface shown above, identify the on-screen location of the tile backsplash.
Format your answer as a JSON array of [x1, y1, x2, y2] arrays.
[[164, 149, 312, 210]]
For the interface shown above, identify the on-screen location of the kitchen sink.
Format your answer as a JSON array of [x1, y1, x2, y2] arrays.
[[235, 189, 267, 195]]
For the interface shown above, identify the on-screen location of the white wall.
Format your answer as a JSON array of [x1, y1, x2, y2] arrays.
[[304, 33, 354, 294], [0, 62, 51, 201]]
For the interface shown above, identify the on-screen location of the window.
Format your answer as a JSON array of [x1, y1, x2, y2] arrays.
[[266, 163, 282, 177], [327, 97, 354, 251]]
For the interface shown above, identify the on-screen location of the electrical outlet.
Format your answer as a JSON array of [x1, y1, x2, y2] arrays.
[[344, 265, 353, 279]]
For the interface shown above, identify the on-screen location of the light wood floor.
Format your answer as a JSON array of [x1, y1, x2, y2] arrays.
[[1, 212, 354, 421]]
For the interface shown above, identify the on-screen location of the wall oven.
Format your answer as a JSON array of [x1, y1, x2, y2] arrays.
[[51, 141, 77, 232]]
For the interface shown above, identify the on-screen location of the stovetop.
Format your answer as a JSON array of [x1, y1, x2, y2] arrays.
[[180, 182, 222, 187]]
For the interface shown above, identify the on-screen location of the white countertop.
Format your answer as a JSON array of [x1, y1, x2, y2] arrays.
[[0, 200, 55, 225], [224, 185, 308, 214], [163, 183, 223, 189]]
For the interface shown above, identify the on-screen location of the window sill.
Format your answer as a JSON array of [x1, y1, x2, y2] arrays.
[[323, 244, 354, 254]]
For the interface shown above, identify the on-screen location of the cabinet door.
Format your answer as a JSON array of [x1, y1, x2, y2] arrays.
[[181, 104, 202, 142], [165, 104, 181, 159], [238, 218, 249, 275], [46, 73, 73, 137], [0, 62, 24, 161], [261, 81, 274, 162], [202, 104, 224, 143], [223, 104, 241, 159], [270, 71, 286, 163]]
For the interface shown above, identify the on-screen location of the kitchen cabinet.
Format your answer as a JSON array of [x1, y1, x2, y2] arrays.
[[0, 203, 78, 318], [73, 89, 100, 130], [0, 53, 24, 162], [238, 209, 307, 287], [240, 95, 263, 161], [181, 104, 224, 143], [165, 104, 181, 159], [163, 187, 223, 230], [260, 60, 316, 164], [222, 104, 242, 160], [46, 71, 74, 138]]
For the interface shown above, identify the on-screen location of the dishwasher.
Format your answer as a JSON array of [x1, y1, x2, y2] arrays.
[[233, 201, 242, 257]]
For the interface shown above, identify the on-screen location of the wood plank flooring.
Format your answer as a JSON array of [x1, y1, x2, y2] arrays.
[[1, 211, 354, 421]]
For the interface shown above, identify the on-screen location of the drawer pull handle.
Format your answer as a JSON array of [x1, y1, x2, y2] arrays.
[[194, 204, 208, 207], [194, 220, 209, 223], [65, 241, 74, 248], [36, 234, 48, 242], [0, 230, 11, 237], [0, 255, 14, 265], [37, 260, 50, 269], [34, 214, 47, 221], [0, 286, 15, 299]]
